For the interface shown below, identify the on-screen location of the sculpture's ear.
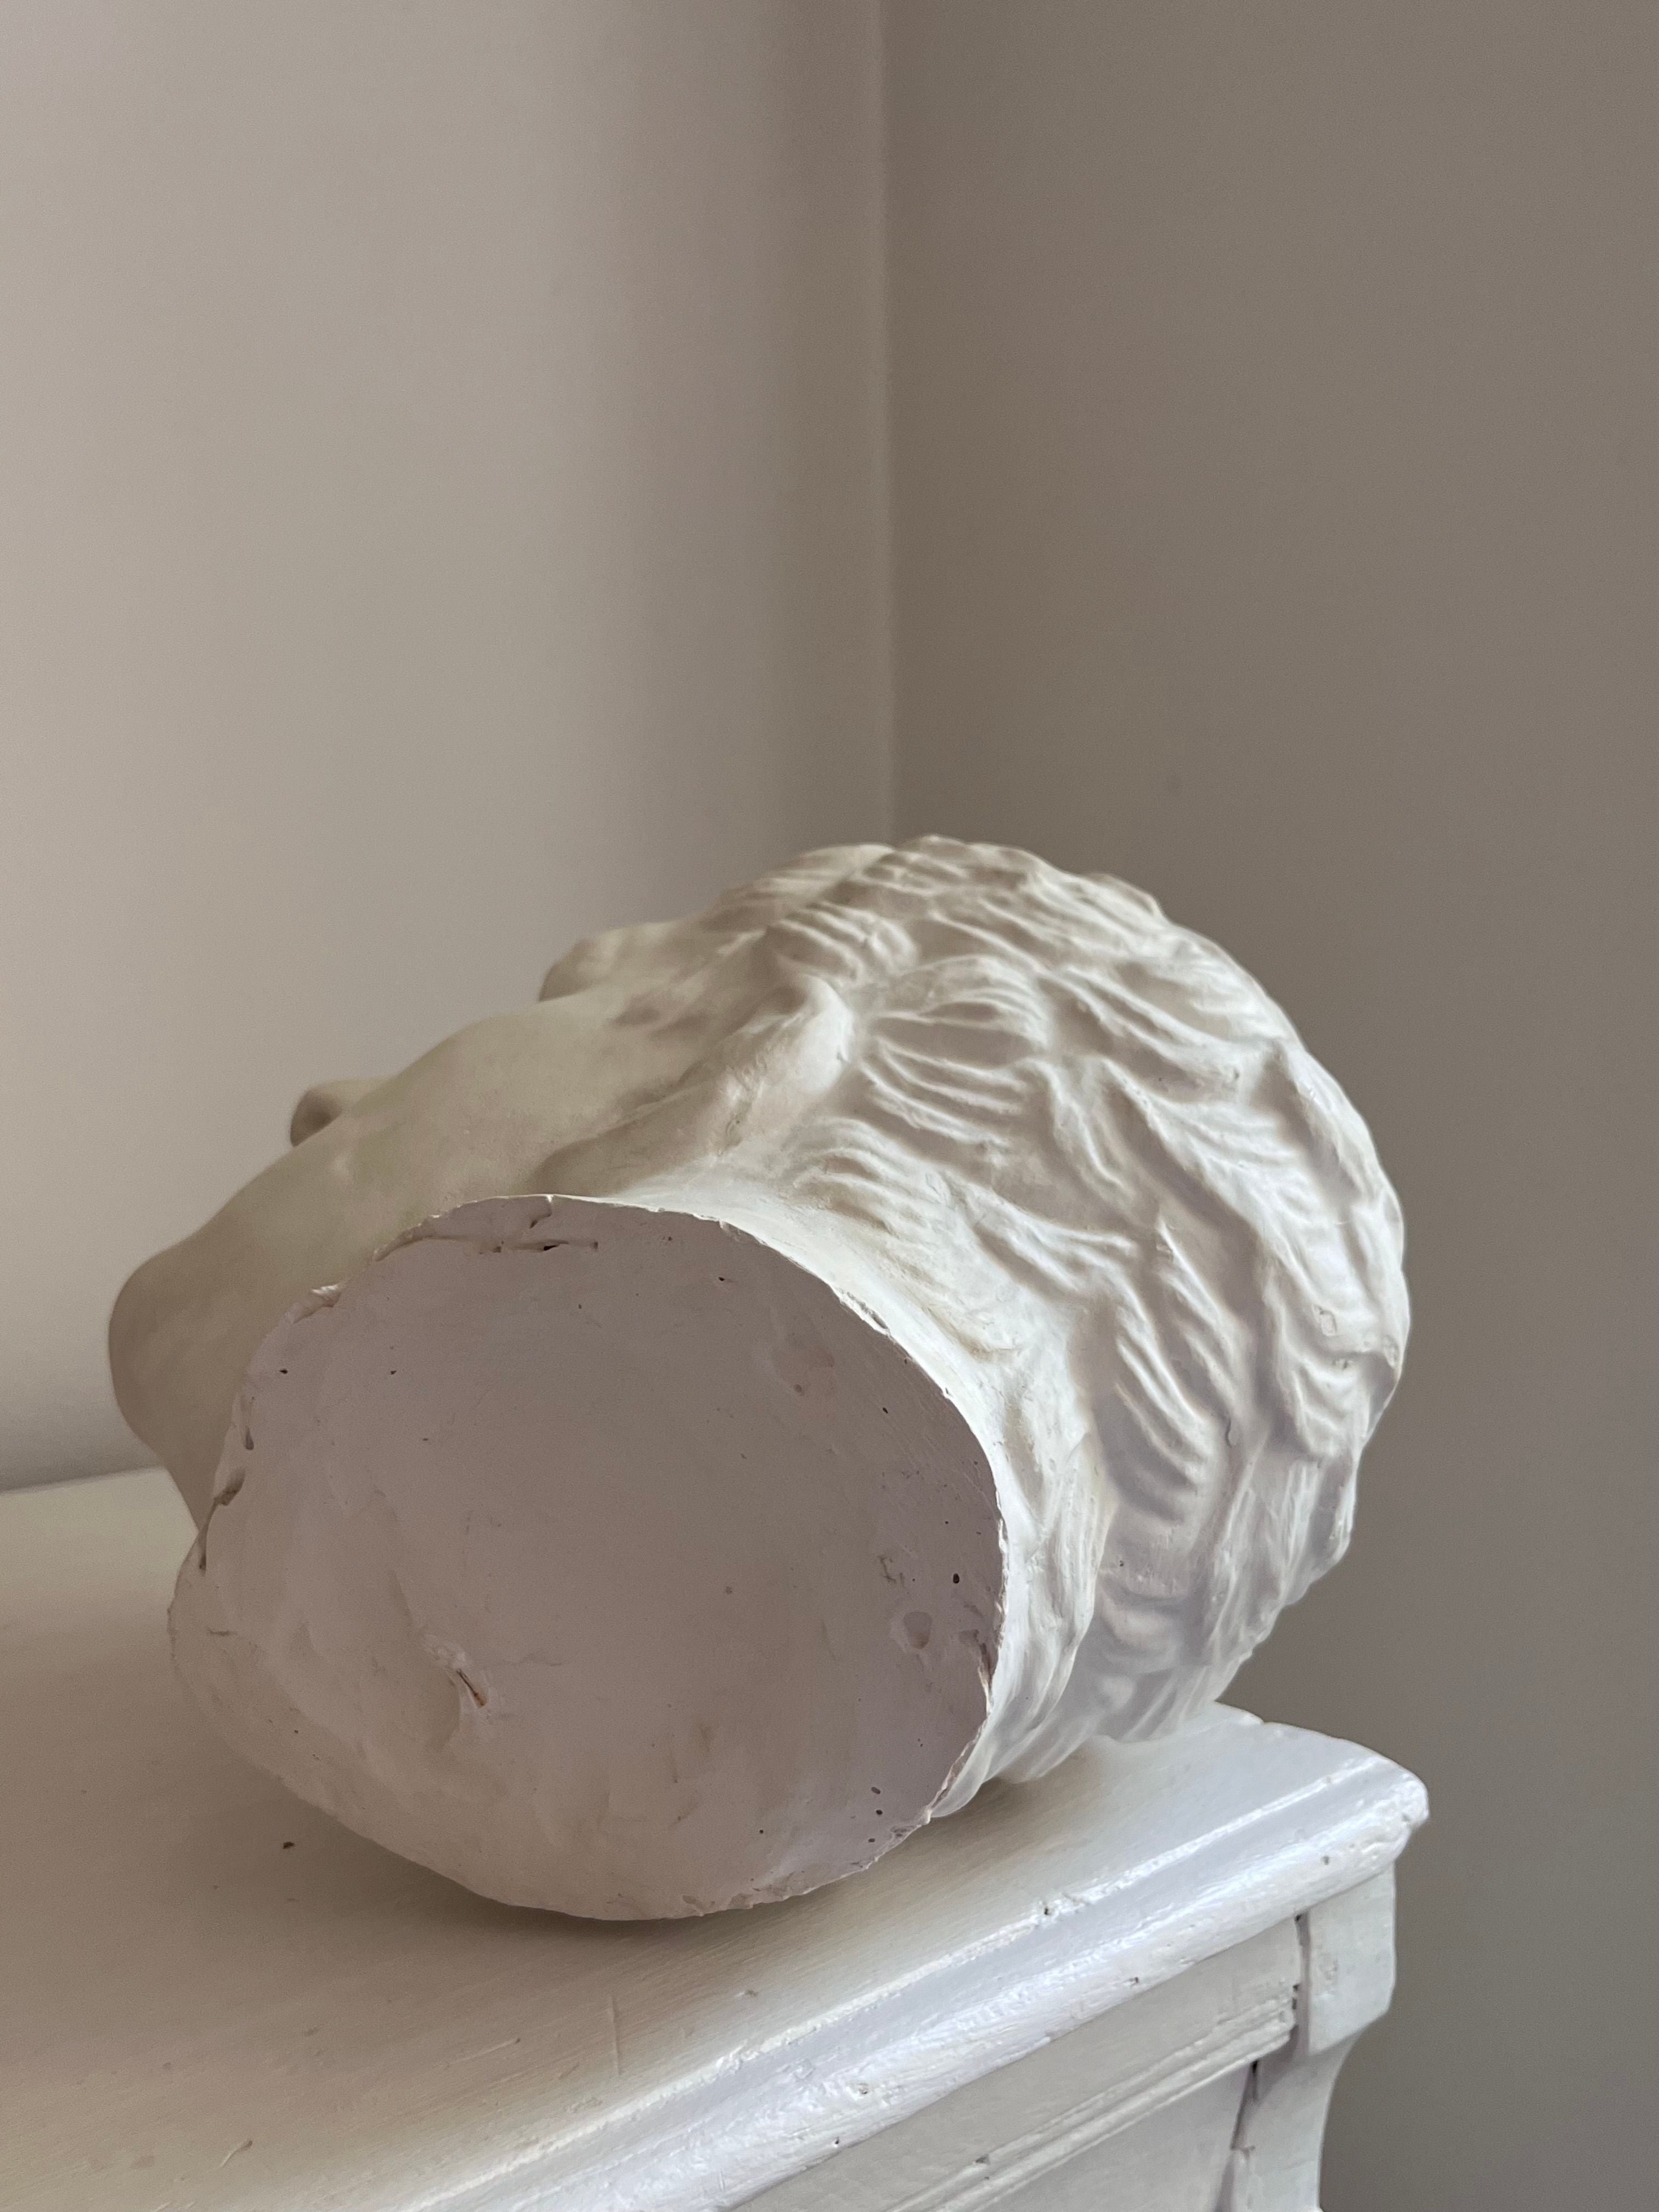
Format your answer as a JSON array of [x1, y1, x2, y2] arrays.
[[289, 1079, 383, 1147]]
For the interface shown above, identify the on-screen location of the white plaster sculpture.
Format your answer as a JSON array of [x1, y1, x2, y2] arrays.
[[111, 839, 1408, 1919]]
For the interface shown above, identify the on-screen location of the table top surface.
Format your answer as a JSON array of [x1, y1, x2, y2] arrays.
[[0, 1470, 1425, 2212]]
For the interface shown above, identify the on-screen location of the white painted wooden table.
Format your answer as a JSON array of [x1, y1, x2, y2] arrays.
[[0, 1473, 1425, 2212]]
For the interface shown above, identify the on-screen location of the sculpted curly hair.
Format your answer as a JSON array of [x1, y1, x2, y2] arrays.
[[544, 838, 1408, 1782]]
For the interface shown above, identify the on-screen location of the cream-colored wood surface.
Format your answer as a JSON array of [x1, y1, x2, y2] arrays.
[[747, 1877, 1403, 2212], [0, 1472, 1424, 2210], [748, 1923, 1295, 2211]]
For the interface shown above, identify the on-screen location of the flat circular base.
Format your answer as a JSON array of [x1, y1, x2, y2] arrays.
[[171, 1194, 1003, 1916]]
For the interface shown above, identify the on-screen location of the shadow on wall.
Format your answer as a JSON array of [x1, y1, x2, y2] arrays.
[[885, 5, 1658, 2211]]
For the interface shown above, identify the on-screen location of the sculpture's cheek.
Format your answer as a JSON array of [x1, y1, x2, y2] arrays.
[[170, 1194, 1005, 1917]]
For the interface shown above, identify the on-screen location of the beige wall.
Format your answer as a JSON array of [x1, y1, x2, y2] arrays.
[[0, 1, 889, 1486], [888, 4, 1656, 2207]]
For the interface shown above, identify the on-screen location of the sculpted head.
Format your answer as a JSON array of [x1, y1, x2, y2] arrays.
[[114, 839, 1407, 1914]]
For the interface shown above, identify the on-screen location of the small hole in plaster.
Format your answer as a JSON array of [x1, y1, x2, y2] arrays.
[[897, 1609, 933, 1652]]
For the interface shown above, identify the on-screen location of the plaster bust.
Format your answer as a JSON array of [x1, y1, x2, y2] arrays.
[[111, 839, 1408, 1917]]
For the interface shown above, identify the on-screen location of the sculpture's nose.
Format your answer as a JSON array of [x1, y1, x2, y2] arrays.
[[289, 1079, 383, 1147]]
